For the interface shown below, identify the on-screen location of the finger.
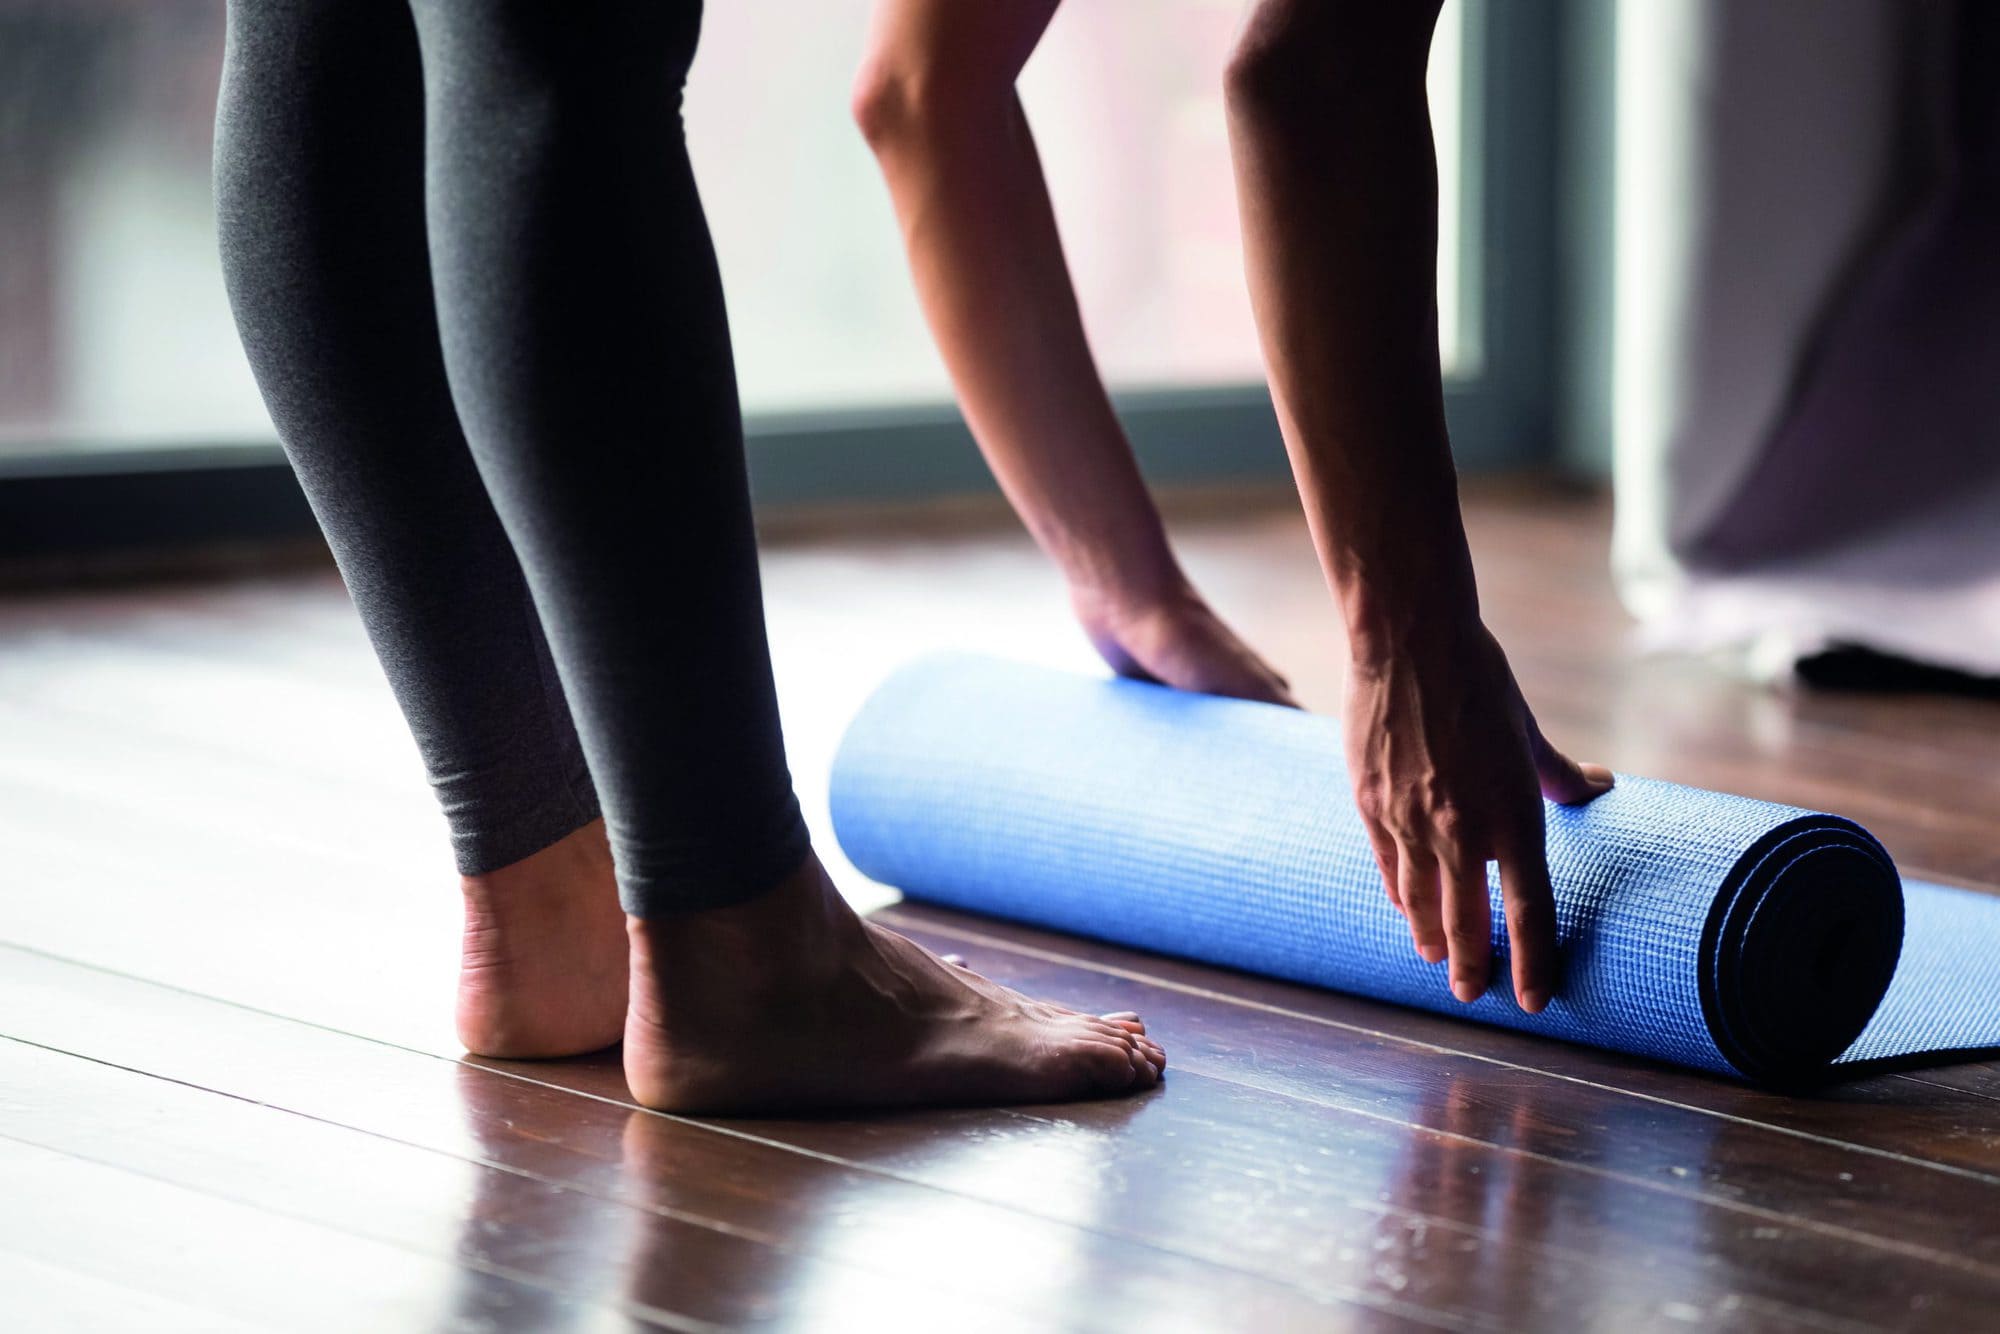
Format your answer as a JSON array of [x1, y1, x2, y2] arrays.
[[1256, 674, 1301, 709], [1439, 842, 1494, 1003], [1251, 662, 1301, 710], [1224, 675, 1292, 708], [1193, 651, 1295, 709], [1397, 844, 1447, 964], [1105, 650, 1164, 686], [1261, 657, 1301, 709], [1498, 824, 1560, 1013], [1366, 820, 1403, 911], [1528, 716, 1615, 806]]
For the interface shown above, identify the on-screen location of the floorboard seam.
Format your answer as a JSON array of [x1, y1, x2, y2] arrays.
[[0, 971, 1450, 1330], [1890, 1070, 2000, 1105], [0, 1121, 716, 1334], [7, 940, 1995, 1308], [881, 913, 2000, 1187], [1126, 1066, 2000, 1282], [0, 1034, 1075, 1332]]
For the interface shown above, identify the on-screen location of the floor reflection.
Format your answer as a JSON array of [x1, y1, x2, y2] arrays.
[[431, 1014, 1925, 1328], [441, 1027, 1929, 1333], [1371, 1073, 1576, 1322], [443, 1062, 649, 1334], [1359, 1070, 1819, 1327], [617, 1092, 1212, 1329]]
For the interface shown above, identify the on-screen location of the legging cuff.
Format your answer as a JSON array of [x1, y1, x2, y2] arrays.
[[615, 795, 814, 918], [450, 779, 605, 876]]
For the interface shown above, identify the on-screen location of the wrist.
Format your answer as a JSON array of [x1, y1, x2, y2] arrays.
[[1336, 550, 1482, 676], [1057, 524, 1187, 624], [1069, 564, 1200, 640]]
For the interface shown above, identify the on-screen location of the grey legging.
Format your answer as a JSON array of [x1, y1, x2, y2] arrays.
[[214, 0, 810, 915]]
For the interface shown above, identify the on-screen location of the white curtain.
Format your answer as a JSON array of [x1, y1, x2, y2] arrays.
[[1608, 0, 1999, 678]]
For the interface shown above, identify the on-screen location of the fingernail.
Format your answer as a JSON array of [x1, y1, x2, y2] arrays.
[[1519, 989, 1548, 1013], [1418, 943, 1447, 965], [1451, 977, 1483, 1003]]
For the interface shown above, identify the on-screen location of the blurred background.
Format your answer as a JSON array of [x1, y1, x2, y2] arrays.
[[0, 0, 1462, 443], [0, 0, 1483, 514], [0, 0, 1993, 678]]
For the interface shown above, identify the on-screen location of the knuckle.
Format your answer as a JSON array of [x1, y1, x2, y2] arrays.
[[1430, 802, 1469, 840], [1506, 891, 1556, 929]]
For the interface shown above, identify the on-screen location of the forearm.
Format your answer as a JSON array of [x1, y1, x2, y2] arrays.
[[1224, 1, 1478, 661], [856, 4, 1181, 606], [1220, 4, 1606, 1007]]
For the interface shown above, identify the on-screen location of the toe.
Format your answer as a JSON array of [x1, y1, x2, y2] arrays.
[[1124, 1038, 1162, 1088], [1080, 1016, 1135, 1043], [1100, 1011, 1146, 1035], [1069, 1038, 1141, 1093]]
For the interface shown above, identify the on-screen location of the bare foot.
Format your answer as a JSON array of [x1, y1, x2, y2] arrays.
[[622, 854, 1166, 1114], [457, 819, 629, 1059]]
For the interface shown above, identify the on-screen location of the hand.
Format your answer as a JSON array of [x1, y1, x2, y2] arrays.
[[1072, 578, 1296, 707], [1345, 620, 1613, 1013]]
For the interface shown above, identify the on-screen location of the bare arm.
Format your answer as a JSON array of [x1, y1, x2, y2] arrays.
[[854, 0, 1290, 703], [1224, 0, 1612, 1011]]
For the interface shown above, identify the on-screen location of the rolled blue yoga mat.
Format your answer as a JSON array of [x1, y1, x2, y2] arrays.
[[830, 655, 2000, 1087]]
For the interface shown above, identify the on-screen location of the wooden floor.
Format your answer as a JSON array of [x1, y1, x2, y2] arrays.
[[3, 482, 1998, 1332]]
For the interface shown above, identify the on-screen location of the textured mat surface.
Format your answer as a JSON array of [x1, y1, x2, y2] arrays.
[[831, 656, 2000, 1085]]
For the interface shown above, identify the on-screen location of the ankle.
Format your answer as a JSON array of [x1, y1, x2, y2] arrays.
[[625, 852, 854, 997], [462, 819, 618, 913], [454, 821, 628, 1060]]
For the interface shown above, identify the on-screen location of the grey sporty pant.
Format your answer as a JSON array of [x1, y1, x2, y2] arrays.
[[214, 0, 811, 915]]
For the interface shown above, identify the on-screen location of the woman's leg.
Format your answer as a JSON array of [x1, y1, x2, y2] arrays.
[[408, 0, 803, 917], [407, 0, 1162, 1111], [215, 0, 627, 1058]]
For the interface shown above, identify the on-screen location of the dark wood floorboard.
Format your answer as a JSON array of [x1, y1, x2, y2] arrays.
[[0, 946, 1387, 1331], [5, 940, 1971, 1333], [3, 484, 1997, 1331], [0, 1036, 1077, 1333], [0, 1137, 630, 1334], [879, 908, 2000, 1180]]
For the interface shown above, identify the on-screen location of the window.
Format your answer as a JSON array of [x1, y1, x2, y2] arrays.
[[0, 0, 1540, 553], [693, 0, 1467, 413]]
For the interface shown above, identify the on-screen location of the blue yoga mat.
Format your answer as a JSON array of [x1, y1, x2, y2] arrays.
[[830, 655, 2000, 1086]]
